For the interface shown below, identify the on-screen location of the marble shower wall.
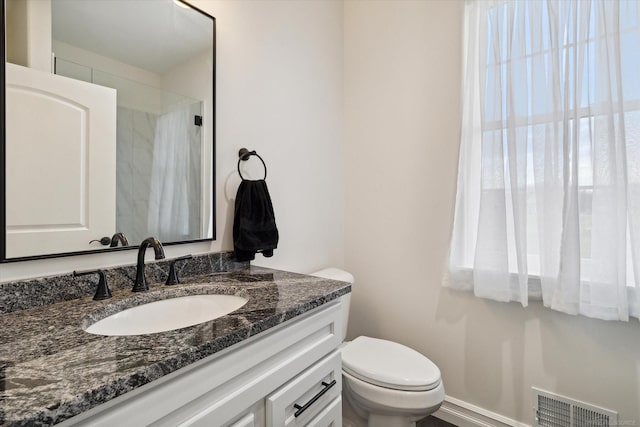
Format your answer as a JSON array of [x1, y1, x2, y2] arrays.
[[116, 103, 202, 246], [116, 106, 156, 245]]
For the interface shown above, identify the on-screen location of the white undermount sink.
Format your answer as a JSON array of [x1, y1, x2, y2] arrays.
[[85, 294, 248, 336]]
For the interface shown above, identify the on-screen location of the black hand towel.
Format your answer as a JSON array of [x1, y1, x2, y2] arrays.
[[233, 179, 279, 262]]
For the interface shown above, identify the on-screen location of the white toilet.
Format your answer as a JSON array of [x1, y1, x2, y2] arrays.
[[311, 268, 445, 427]]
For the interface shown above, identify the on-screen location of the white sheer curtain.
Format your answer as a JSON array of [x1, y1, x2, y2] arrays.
[[148, 108, 191, 241], [447, 0, 640, 321]]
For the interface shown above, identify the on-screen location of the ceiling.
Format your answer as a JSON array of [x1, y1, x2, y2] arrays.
[[51, 0, 213, 74]]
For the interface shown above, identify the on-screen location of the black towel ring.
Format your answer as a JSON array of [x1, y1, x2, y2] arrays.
[[237, 148, 267, 180]]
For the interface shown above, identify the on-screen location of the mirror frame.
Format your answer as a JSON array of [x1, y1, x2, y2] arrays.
[[0, 0, 216, 262]]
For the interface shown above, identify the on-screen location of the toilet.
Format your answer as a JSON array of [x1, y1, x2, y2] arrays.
[[311, 268, 445, 427]]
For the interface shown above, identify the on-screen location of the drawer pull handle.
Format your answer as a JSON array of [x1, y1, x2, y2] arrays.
[[293, 380, 336, 417]]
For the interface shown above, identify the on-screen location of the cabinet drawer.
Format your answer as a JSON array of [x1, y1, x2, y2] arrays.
[[267, 350, 342, 426], [307, 396, 341, 427]]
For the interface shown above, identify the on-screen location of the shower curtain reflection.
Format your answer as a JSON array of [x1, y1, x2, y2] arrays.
[[148, 104, 202, 242]]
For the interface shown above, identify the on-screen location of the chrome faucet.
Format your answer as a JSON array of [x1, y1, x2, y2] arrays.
[[132, 237, 165, 292]]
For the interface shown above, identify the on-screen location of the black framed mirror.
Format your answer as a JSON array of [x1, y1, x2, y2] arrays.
[[1, 0, 216, 262]]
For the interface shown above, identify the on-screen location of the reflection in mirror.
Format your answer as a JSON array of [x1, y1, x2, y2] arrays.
[[2, 0, 215, 260]]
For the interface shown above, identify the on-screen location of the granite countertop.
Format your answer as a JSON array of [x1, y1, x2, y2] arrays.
[[0, 266, 351, 426]]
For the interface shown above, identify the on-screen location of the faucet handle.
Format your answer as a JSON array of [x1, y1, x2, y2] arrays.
[[165, 255, 193, 286], [73, 269, 112, 301]]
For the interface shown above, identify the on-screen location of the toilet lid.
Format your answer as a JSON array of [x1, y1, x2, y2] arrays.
[[342, 336, 441, 392]]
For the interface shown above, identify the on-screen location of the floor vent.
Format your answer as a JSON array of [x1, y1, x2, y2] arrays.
[[533, 388, 618, 427]]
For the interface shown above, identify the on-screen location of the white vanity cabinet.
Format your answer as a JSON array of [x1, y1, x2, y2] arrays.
[[61, 301, 343, 427]]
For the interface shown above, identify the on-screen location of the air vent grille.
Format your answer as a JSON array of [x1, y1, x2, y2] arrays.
[[537, 395, 571, 426], [533, 388, 617, 427], [573, 406, 611, 427]]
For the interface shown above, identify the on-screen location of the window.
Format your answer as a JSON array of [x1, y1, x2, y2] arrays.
[[447, 0, 640, 321]]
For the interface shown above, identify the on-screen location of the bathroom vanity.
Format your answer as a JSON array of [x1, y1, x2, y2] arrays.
[[0, 262, 350, 426]]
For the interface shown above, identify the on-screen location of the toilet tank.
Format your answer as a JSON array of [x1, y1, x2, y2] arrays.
[[310, 268, 354, 342]]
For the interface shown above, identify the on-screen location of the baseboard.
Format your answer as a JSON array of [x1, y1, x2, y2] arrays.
[[432, 396, 531, 427]]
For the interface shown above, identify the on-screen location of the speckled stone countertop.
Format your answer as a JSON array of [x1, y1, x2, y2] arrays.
[[0, 264, 350, 426]]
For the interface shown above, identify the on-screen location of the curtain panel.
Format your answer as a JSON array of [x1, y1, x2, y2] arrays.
[[148, 107, 192, 241], [446, 0, 640, 321]]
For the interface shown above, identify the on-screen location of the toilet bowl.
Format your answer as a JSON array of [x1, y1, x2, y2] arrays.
[[311, 268, 445, 427]]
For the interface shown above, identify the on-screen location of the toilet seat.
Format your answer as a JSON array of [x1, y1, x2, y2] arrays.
[[342, 336, 441, 392]]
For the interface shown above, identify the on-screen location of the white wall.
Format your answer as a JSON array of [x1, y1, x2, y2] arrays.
[[52, 40, 162, 88], [204, 0, 345, 275], [344, 0, 640, 424], [0, 0, 344, 281]]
